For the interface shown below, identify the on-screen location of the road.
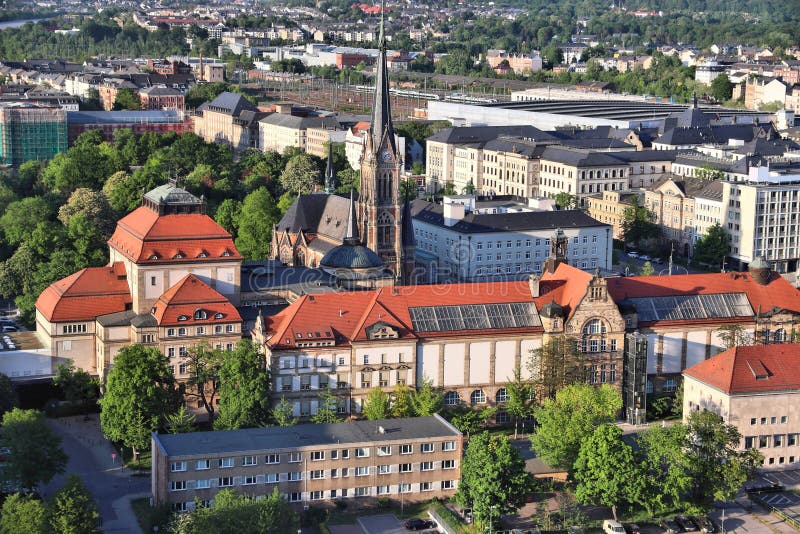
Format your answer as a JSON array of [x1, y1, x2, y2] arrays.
[[41, 416, 149, 533]]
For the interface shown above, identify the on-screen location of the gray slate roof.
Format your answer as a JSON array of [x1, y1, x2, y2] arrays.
[[199, 91, 258, 117], [276, 193, 352, 241], [258, 113, 340, 130], [540, 147, 678, 166], [427, 125, 557, 146], [411, 199, 608, 234], [154, 415, 461, 457]]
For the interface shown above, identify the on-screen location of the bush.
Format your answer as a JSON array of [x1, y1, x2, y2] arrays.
[[377, 497, 392, 509], [334, 500, 347, 511]]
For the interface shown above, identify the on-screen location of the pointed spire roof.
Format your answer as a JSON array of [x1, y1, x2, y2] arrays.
[[344, 189, 360, 245], [401, 196, 415, 248], [369, 0, 396, 155], [325, 143, 336, 193]]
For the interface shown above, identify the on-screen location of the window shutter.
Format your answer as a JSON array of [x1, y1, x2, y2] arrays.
[[256, 474, 265, 484], [187, 480, 196, 490], [279, 472, 288, 482], [233, 476, 241, 486]]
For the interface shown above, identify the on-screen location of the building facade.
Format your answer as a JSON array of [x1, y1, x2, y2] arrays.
[[194, 92, 265, 152], [586, 190, 640, 240], [0, 103, 67, 165], [152, 415, 463, 511]]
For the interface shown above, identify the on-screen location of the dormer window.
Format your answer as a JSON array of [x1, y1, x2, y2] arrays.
[[148, 254, 159, 260], [296, 333, 302, 339], [214, 312, 223, 319], [194, 309, 207, 320], [197, 251, 208, 258], [173, 253, 184, 259], [221, 250, 231, 257], [178, 315, 188, 321]]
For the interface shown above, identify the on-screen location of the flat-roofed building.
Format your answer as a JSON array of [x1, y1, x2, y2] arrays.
[[151, 415, 463, 511]]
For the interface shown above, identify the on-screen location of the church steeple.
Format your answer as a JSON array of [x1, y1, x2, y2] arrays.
[[369, 0, 396, 156], [344, 189, 360, 245], [324, 143, 336, 194]]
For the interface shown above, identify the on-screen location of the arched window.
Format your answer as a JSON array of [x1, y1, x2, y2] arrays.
[[495, 388, 509, 403], [444, 391, 460, 406], [582, 319, 607, 335], [194, 309, 207, 320], [470, 390, 486, 405], [773, 329, 787, 344], [377, 212, 394, 248], [495, 410, 510, 424]]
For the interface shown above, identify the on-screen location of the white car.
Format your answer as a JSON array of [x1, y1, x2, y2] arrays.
[[627, 251, 639, 258], [640, 255, 651, 261]]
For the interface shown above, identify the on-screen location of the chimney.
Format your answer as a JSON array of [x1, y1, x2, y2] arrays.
[[528, 273, 540, 298], [442, 201, 465, 227]]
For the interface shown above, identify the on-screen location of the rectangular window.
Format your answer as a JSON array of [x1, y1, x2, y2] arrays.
[[218, 477, 233, 487], [218, 457, 233, 468], [341, 449, 350, 459], [196, 479, 211, 489], [169, 480, 186, 492], [443, 459, 456, 469], [356, 447, 369, 458], [355, 487, 370, 497], [421, 443, 434, 453], [789, 434, 798, 446], [265, 454, 279, 464], [311, 451, 325, 461], [377, 485, 390, 495], [378, 446, 391, 456], [196, 326, 205, 335], [196, 459, 210, 470], [356, 466, 369, 477], [442, 480, 456, 490], [287, 493, 301, 502], [378, 464, 390, 474], [310, 470, 324, 480], [400, 463, 412, 473], [310, 490, 323, 500], [421, 461, 434, 471], [331, 468, 338, 478], [265, 473, 278, 484], [288, 472, 302, 481], [421, 482, 433, 492], [775, 434, 784, 447], [782, 416, 789, 424], [243, 475, 257, 486], [289, 452, 302, 463], [400, 444, 413, 455], [170, 461, 187, 472], [443, 441, 456, 452], [399, 483, 412, 493], [759, 435, 769, 448], [241, 455, 256, 466], [341, 468, 349, 478], [167, 328, 175, 337]]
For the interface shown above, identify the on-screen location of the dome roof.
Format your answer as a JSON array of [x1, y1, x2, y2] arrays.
[[320, 243, 385, 270]]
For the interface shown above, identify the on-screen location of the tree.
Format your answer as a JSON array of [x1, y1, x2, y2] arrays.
[[53, 363, 98, 415], [165, 406, 197, 434], [527, 335, 587, 400], [693, 223, 729, 267], [683, 410, 762, 510], [167, 488, 298, 534], [635, 423, 692, 514], [47, 475, 100, 534], [279, 153, 320, 195], [214, 341, 272, 430], [57, 188, 116, 238], [363, 387, 391, 420], [0, 373, 18, 417], [0, 197, 52, 247], [504, 367, 535, 439], [311, 388, 341, 424], [455, 433, 534, 528], [573, 424, 642, 520], [214, 198, 242, 236], [717, 323, 753, 350], [640, 261, 655, 276], [0, 494, 47, 534], [531, 384, 622, 470], [391, 383, 414, 418], [0, 409, 67, 492], [411, 378, 443, 416], [554, 192, 578, 209], [710, 74, 733, 102], [621, 198, 660, 248], [273, 397, 297, 427], [99, 345, 181, 461], [448, 406, 496, 438], [235, 187, 279, 260], [183, 343, 223, 419], [112, 88, 142, 110]]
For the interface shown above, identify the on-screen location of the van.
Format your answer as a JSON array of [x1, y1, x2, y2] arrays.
[[604, 521, 626, 534]]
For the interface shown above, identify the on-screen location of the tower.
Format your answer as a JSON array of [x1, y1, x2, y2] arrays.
[[324, 142, 336, 194], [358, 0, 412, 282]]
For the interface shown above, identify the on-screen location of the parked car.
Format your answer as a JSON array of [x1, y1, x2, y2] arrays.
[[652, 257, 664, 264], [661, 519, 681, 534], [627, 251, 640, 258], [640, 254, 652, 261], [744, 479, 784, 493], [691, 515, 717, 533], [624, 523, 642, 534], [675, 516, 699, 532], [2, 326, 17, 332], [403, 518, 434, 530], [603, 520, 626, 534]]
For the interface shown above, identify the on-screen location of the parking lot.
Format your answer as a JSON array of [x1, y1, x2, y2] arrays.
[[355, 514, 440, 534]]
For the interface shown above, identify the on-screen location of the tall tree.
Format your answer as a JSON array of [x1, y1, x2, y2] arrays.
[[234, 187, 279, 260], [504, 367, 535, 439], [391, 383, 414, 418], [455, 433, 534, 529], [183, 343, 223, 419], [47, 475, 100, 534], [0, 494, 47, 534], [272, 397, 297, 427], [448, 406, 496, 438], [692, 223, 729, 267], [531, 384, 622, 470], [0, 409, 67, 492], [716, 323, 753, 350], [362, 388, 391, 420], [53, 363, 98, 415], [279, 153, 321, 195], [165, 407, 197, 434], [167, 488, 298, 533], [99, 345, 181, 461], [640, 261, 655, 276], [710, 74, 733, 102], [635, 423, 692, 515], [573, 424, 642, 520], [527, 335, 587, 400], [214, 341, 272, 430], [621, 198, 660, 248], [0, 373, 18, 417], [311, 388, 341, 424], [112, 88, 142, 110], [411, 378, 443, 416]]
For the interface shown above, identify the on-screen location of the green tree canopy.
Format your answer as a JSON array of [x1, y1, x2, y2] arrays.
[[234, 187, 279, 260], [279, 153, 321, 195], [622, 198, 660, 247], [99, 345, 180, 461], [165, 407, 197, 434], [391, 383, 414, 418], [311, 388, 342, 424], [272, 397, 298, 427], [531, 384, 622, 470], [0, 373, 19, 417], [183, 342, 223, 419], [112, 88, 142, 110], [710, 74, 733, 101], [362, 388, 391, 420], [47, 475, 100, 534], [503, 367, 535, 439], [0, 409, 67, 492], [692, 223, 729, 267], [527, 335, 587, 400], [214, 340, 272, 430], [0, 493, 47, 534], [455, 433, 534, 528], [411, 378, 444, 416], [53, 362, 98, 414]]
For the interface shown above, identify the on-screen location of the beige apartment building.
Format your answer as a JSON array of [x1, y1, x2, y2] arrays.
[[645, 175, 703, 257], [586, 190, 640, 239], [539, 148, 630, 204], [481, 138, 545, 197], [194, 92, 264, 152], [151, 415, 463, 511], [683, 344, 800, 469], [258, 108, 341, 155]]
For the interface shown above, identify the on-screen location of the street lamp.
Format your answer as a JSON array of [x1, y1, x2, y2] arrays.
[[488, 505, 497, 534]]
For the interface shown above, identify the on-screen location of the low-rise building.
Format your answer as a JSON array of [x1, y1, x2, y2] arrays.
[[683, 344, 800, 469], [258, 107, 340, 155], [139, 86, 185, 111], [151, 415, 463, 511], [194, 92, 266, 152]]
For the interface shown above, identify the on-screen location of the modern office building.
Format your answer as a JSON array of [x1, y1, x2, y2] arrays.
[[0, 102, 67, 165], [151, 415, 463, 511]]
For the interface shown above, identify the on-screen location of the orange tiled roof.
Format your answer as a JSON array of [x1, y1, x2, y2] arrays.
[[607, 271, 800, 325], [684, 344, 800, 394], [152, 274, 242, 326], [36, 263, 132, 322], [108, 206, 242, 264]]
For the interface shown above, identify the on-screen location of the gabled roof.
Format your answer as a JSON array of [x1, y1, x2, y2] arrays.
[[275, 193, 353, 241], [36, 263, 132, 322], [151, 274, 241, 326], [109, 206, 241, 264], [199, 91, 258, 117], [684, 344, 800, 394]]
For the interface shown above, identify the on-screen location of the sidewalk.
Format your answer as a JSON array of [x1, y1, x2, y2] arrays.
[[48, 415, 128, 477]]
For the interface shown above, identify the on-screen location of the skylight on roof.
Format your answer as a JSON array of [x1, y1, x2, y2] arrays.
[[409, 302, 541, 332], [628, 293, 753, 322]]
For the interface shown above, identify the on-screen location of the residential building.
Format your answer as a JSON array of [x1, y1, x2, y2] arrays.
[[693, 181, 725, 244], [0, 102, 67, 165], [645, 175, 709, 257], [306, 126, 347, 159], [538, 148, 631, 205], [151, 415, 463, 511], [139, 86, 185, 111], [683, 344, 800, 469], [258, 107, 340, 154], [485, 49, 543, 74], [66, 110, 193, 145], [98, 78, 139, 111], [194, 92, 266, 152], [586, 190, 640, 240], [480, 137, 546, 197]]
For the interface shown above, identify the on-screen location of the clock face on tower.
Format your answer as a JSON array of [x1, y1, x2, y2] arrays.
[[380, 150, 392, 162]]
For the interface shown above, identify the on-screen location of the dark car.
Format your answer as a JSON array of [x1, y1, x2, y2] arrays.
[[675, 516, 699, 532], [624, 523, 642, 534], [404, 519, 434, 531], [744, 480, 784, 493], [691, 516, 717, 533], [661, 519, 681, 534]]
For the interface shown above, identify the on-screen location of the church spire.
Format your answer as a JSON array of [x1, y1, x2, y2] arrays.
[[344, 189, 360, 245], [324, 143, 336, 193], [370, 0, 396, 155]]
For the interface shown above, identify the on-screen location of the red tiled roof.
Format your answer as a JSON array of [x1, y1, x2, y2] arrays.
[[36, 263, 132, 322], [607, 271, 800, 325], [108, 206, 242, 264], [152, 274, 242, 326], [684, 344, 800, 394]]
